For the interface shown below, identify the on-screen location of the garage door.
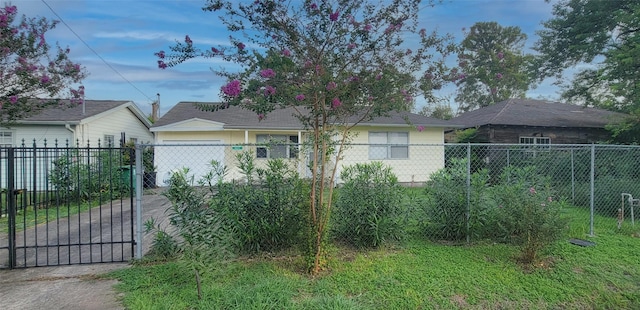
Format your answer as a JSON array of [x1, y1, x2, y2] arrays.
[[155, 140, 225, 186]]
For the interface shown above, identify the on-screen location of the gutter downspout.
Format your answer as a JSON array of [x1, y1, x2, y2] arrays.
[[65, 123, 75, 146]]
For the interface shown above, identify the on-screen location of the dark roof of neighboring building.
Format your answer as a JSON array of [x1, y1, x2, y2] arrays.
[[16, 100, 148, 125], [152, 101, 454, 130], [448, 99, 626, 128]]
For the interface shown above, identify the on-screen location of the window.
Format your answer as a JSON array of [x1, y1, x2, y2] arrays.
[[104, 135, 115, 147], [519, 136, 550, 146], [256, 135, 299, 159], [369, 132, 409, 159], [0, 131, 13, 147]]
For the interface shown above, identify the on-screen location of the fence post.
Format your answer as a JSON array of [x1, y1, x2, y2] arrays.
[[7, 148, 15, 269], [571, 148, 575, 205], [589, 144, 595, 237], [135, 144, 143, 259], [466, 143, 471, 243]]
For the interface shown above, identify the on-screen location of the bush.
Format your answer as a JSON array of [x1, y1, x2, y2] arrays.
[[422, 158, 490, 241], [49, 149, 131, 203], [210, 152, 308, 253], [488, 167, 568, 263], [332, 162, 405, 248]]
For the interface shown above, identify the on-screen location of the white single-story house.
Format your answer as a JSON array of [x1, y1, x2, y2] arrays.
[[1, 100, 153, 147], [150, 102, 454, 186], [0, 100, 153, 191]]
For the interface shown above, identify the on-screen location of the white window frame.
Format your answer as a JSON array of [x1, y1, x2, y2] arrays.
[[519, 136, 550, 146], [0, 130, 14, 147], [104, 135, 115, 147], [256, 134, 299, 159], [369, 132, 409, 159]]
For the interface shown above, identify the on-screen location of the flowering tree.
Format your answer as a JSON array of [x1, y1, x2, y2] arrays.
[[158, 0, 453, 273], [453, 22, 533, 112], [0, 4, 86, 125]]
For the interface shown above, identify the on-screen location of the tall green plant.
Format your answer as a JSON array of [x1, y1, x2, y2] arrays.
[[162, 168, 235, 299], [333, 162, 405, 248]]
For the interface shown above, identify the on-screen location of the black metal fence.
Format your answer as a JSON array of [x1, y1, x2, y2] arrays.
[[1, 141, 136, 269]]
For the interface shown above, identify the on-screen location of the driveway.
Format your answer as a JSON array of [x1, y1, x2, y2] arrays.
[[0, 190, 172, 310]]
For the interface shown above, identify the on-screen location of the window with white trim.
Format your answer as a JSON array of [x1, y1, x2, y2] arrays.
[[519, 136, 550, 146], [256, 135, 299, 159], [0, 131, 13, 147], [369, 132, 409, 159], [104, 135, 115, 147]]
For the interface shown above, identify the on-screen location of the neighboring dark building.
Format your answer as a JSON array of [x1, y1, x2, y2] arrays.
[[446, 99, 626, 144]]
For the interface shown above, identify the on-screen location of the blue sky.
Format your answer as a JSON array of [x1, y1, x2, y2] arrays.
[[20, 0, 560, 117]]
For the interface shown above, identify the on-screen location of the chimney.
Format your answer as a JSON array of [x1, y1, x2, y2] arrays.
[[151, 93, 160, 122]]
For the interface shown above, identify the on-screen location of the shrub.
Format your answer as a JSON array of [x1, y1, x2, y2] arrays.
[[210, 152, 307, 253], [488, 167, 568, 263], [332, 162, 405, 248], [422, 158, 490, 241]]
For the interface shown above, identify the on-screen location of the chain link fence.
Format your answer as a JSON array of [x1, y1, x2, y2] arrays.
[[139, 143, 640, 241]]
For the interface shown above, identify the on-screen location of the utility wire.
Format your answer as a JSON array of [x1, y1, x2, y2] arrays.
[[41, 0, 156, 105]]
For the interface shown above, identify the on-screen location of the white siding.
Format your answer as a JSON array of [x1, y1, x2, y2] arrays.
[[80, 107, 153, 146]]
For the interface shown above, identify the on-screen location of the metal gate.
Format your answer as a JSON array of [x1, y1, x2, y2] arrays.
[[0, 144, 136, 269]]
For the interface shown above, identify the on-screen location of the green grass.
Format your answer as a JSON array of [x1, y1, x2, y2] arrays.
[[109, 229, 640, 309]]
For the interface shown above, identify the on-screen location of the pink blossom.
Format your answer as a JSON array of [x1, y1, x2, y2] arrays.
[[295, 94, 305, 101], [281, 49, 291, 57], [376, 74, 383, 80], [458, 73, 466, 80], [497, 52, 504, 59], [330, 11, 339, 21], [211, 47, 220, 54], [364, 24, 372, 32], [157, 60, 167, 69], [416, 125, 425, 132], [490, 87, 497, 94], [9, 95, 17, 104], [237, 42, 246, 50], [185, 35, 192, 45], [326, 81, 337, 91], [310, 3, 318, 10], [349, 76, 359, 82], [260, 68, 276, 78], [264, 85, 276, 96], [406, 49, 412, 55], [258, 113, 265, 120], [496, 73, 503, 79], [529, 187, 536, 194], [348, 43, 356, 49], [5, 5, 16, 14], [221, 80, 242, 97], [331, 97, 342, 108], [419, 28, 427, 37], [155, 50, 165, 59]]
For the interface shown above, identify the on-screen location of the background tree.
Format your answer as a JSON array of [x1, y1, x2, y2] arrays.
[[0, 4, 86, 126], [453, 22, 533, 112], [158, 0, 454, 273], [533, 0, 640, 143]]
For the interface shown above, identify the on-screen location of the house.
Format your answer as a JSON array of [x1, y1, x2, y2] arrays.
[[446, 99, 626, 144], [0, 100, 154, 192], [150, 101, 454, 186], [1, 100, 153, 147]]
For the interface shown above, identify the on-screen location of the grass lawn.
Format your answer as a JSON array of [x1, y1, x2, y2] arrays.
[[109, 222, 640, 309]]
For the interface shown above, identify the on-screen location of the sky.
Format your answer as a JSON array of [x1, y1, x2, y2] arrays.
[[18, 0, 561, 118]]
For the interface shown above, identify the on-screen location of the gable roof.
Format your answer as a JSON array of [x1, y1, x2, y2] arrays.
[[449, 99, 626, 128], [152, 101, 454, 131], [16, 100, 152, 128]]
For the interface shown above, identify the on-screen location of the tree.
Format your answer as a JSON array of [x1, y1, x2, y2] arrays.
[[453, 22, 533, 112], [158, 0, 454, 273], [0, 4, 86, 125], [533, 0, 640, 143]]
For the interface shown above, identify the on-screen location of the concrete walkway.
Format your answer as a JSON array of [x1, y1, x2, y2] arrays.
[[0, 191, 171, 310]]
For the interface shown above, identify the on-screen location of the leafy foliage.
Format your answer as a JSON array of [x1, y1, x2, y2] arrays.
[[0, 4, 86, 124], [333, 162, 405, 248], [453, 22, 533, 112], [533, 0, 640, 143], [209, 152, 308, 253]]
